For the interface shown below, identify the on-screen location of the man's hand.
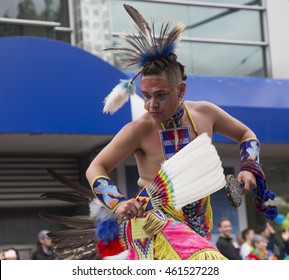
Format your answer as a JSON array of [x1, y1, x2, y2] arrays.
[[237, 170, 256, 194], [115, 198, 144, 221]]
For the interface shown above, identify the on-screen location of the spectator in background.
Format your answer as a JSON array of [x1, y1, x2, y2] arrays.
[[32, 229, 57, 260], [247, 234, 277, 260], [216, 217, 242, 260], [256, 221, 285, 259], [236, 231, 244, 248], [239, 228, 255, 259], [281, 228, 289, 258], [0, 247, 20, 260]]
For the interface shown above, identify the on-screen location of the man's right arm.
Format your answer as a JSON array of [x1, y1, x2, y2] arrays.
[[86, 122, 140, 182], [86, 121, 144, 219]]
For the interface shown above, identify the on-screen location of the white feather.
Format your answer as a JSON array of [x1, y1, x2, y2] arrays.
[[157, 133, 226, 209], [103, 79, 136, 114], [89, 199, 118, 221]]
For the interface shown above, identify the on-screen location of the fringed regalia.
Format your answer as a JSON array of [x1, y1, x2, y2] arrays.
[[123, 105, 226, 260], [39, 4, 277, 261]]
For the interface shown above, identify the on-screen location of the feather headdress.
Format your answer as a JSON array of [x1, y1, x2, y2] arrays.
[[103, 4, 185, 114]]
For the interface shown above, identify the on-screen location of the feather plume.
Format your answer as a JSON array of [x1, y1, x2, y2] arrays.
[[57, 249, 99, 260], [48, 229, 96, 248], [39, 213, 96, 229], [136, 133, 226, 211], [89, 198, 118, 221], [44, 167, 94, 199], [40, 192, 90, 204], [48, 228, 96, 240], [39, 168, 102, 260], [46, 228, 99, 259], [39, 212, 101, 259], [123, 4, 152, 42], [55, 243, 99, 260], [39, 168, 126, 260], [103, 79, 136, 114], [102, 4, 185, 114], [96, 219, 119, 243], [103, 4, 185, 68]]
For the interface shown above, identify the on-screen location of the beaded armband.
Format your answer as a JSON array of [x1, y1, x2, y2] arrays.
[[239, 139, 278, 221], [240, 138, 264, 178], [240, 138, 260, 163], [91, 176, 127, 212]]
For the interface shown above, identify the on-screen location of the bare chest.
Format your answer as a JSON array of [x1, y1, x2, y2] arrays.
[[134, 124, 196, 184]]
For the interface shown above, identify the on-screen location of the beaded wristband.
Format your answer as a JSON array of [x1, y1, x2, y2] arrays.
[[91, 176, 127, 212], [239, 139, 278, 221], [240, 138, 260, 164]]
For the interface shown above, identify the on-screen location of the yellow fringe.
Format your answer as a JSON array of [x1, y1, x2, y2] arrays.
[[154, 232, 227, 260], [188, 249, 228, 260], [206, 196, 213, 232], [161, 205, 184, 222], [143, 210, 168, 236], [154, 232, 181, 260]]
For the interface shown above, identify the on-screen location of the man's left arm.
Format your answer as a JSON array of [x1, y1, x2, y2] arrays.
[[206, 102, 257, 192], [210, 102, 278, 220]]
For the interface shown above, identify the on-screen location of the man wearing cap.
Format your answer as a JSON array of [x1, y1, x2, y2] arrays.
[[32, 230, 57, 260]]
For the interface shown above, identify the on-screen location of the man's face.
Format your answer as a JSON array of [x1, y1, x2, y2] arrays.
[[141, 73, 185, 123], [40, 236, 52, 248], [218, 220, 232, 238]]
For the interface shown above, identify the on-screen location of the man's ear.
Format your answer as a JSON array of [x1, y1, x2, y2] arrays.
[[178, 82, 186, 100]]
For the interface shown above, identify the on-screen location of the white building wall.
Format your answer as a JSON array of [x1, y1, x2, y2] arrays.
[[74, 0, 113, 63], [266, 0, 289, 79]]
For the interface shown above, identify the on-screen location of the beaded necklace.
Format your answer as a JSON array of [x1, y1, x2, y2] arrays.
[[161, 104, 184, 129], [159, 104, 192, 159]]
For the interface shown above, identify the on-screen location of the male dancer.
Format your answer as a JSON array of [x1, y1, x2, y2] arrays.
[[86, 4, 277, 260]]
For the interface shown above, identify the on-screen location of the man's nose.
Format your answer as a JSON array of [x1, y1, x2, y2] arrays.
[[150, 98, 160, 108]]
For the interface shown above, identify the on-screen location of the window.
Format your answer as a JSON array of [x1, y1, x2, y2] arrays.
[[179, 42, 265, 77], [110, 0, 267, 77], [0, 23, 55, 38], [183, 0, 262, 5], [0, 0, 72, 43]]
